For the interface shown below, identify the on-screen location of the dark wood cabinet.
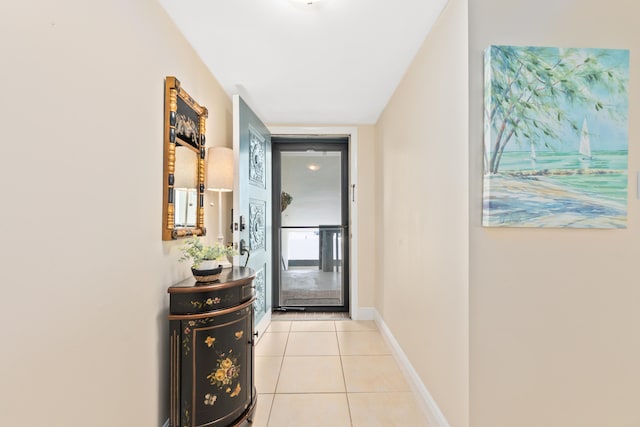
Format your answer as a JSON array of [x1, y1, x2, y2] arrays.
[[168, 267, 257, 427]]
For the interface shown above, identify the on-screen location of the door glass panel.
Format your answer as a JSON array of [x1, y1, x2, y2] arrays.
[[281, 151, 342, 226], [279, 151, 344, 307], [280, 227, 344, 306]]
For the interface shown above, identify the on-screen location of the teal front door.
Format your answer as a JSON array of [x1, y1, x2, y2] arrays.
[[232, 95, 272, 329]]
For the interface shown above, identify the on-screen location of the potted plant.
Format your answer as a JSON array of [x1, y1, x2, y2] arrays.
[[179, 237, 238, 282]]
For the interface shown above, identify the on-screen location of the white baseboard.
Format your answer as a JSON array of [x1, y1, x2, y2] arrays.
[[355, 306, 376, 320], [373, 309, 450, 427], [162, 418, 169, 427]]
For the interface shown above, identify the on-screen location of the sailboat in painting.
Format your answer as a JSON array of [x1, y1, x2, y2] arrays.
[[579, 118, 592, 160]]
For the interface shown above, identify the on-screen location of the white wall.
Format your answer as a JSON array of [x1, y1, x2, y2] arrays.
[[355, 125, 377, 309], [0, 0, 232, 425], [469, 1, 640, 426], [375, 0, 469, 425]]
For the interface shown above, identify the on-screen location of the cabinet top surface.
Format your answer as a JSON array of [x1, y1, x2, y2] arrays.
[[168, 267, 256, 294]]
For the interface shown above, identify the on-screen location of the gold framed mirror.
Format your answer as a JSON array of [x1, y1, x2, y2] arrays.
[[162, 76, 207, 240]]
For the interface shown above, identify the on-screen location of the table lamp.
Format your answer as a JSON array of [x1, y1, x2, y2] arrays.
[[206, 146, 234, 268]]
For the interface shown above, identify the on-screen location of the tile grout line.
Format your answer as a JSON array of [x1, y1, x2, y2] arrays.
[[264, 325, 291, 427], [272, 328, 291, 394], [335, 323, 355, 427]]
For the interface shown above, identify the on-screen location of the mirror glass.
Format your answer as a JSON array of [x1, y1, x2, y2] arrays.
[[173, 144, 199, 227]]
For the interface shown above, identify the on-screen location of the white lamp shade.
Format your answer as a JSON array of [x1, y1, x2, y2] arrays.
[[207, 146, 234, 192]]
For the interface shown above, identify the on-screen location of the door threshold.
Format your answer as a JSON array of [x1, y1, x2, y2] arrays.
[[273, 306, 307, 312], [271, 311, 350, 320]]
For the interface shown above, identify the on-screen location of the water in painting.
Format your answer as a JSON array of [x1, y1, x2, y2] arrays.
[[483, 45, 630, 228]]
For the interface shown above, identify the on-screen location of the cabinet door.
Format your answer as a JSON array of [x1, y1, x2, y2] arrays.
[[174, 304, 253, 427]]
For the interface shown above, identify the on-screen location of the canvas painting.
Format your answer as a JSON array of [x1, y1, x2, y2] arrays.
[[483, 45, 629, 228]]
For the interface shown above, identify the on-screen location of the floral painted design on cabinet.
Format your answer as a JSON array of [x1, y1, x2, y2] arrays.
[[207, 351, 241, 395]]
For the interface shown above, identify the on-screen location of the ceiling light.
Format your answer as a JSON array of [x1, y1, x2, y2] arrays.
[[307, 163, 321, 171], [290, 0, 321, 5]]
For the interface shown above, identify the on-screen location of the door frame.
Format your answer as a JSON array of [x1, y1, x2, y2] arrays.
[[272, 138, 350, 312], [268, 126, 361, 319]]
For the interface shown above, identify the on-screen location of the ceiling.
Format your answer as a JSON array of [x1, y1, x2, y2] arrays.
[[158, 0, 448, 124]]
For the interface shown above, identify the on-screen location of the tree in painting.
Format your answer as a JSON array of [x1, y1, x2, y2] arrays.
[[485, 46, 628, 174]]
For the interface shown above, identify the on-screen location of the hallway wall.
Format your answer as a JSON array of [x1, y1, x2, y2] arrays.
[[375, 0, 469, 425], [469, 1, 640, 426], [0, 0, 232, 425]]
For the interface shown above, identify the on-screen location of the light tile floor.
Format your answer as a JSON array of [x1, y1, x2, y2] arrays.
[[247, 319, 430, 427]]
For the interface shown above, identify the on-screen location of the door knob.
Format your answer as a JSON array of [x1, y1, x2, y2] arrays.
[[239, 239, 251, 267]]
